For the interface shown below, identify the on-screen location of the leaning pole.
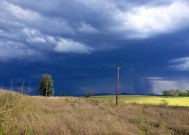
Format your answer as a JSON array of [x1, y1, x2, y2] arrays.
[[116, 64, 120, 107]]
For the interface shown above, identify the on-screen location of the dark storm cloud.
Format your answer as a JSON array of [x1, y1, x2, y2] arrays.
[[1, 0, 189, 95], [2, 0, 189, 58]]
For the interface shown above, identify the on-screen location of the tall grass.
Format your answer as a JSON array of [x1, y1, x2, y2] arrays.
[[0, 90, 23, 134], [0, 91, 189, 134]]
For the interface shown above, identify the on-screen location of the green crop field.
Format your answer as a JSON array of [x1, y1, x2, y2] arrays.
[[90, 95, 189, 106]]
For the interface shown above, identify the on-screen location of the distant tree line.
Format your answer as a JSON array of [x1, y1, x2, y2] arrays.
[[162, 89, 189, 97]]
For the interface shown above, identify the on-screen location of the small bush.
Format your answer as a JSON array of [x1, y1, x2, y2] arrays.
[[61, 93, 66, 96], [85, 90, 93, 98], [148, 92, 154, 96], [160, 99, 169, 106], [130, 113, 143, 125]]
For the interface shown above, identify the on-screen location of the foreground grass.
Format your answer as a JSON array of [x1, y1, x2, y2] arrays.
[[90, 95, 189, 106], [1, 91, 189, 135]]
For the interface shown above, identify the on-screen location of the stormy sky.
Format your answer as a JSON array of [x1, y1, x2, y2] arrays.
[[1, 0, 189, 95]]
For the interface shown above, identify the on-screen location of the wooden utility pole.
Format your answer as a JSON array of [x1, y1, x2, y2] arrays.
[[28, 78, 31, 95], [21, 81, 24, 95], [116, 64, 120, 107], [10, 78, 12, 91], [46, 78, 48, 97]]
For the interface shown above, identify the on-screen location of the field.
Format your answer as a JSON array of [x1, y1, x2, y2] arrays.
[[1, 90, 189, 135], [90, 95, 189, 106]]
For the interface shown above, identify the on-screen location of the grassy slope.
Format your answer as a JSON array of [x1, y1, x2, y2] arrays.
[[91, 95, 189, 106], [1, 91, 189, 135]]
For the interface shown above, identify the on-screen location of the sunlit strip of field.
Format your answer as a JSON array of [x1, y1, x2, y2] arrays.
[[91, 95, 189, 106]]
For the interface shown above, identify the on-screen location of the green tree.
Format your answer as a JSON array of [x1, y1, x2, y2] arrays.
[[175, 89, 180, 96], [186, 90, 189, 96], [162, 90, 170, 97], [169, 89, 177, 97], [39, 74, 54, 96], [178, 90, 188, 97]]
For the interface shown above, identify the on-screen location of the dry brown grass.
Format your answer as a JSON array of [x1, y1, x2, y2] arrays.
[[1, 90, 189, 135]]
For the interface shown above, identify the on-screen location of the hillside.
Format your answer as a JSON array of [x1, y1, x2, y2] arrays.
[[0, 90, 189, 135]]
